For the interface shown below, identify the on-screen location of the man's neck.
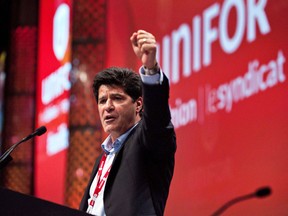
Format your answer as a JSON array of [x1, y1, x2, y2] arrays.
[[110, 119, 140, 143]]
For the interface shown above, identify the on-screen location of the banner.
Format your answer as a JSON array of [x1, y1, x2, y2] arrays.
[[106, 0, 288, 215], [35, 0, 72, 204]]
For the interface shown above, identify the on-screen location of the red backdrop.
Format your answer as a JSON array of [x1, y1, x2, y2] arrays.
[[34, 0, 288, 214], [35, 0, 72, 204], [106, 0, 288, 215]]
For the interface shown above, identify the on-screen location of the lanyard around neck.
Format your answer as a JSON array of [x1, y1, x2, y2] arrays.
[[89, 154, 112, 208]]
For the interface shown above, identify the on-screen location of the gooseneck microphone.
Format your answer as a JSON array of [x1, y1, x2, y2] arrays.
[[211, 186, 272, 216], [0, 126, 47, 169]]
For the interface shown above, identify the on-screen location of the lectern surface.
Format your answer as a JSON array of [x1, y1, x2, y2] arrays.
[[0, 187, 89, 216]]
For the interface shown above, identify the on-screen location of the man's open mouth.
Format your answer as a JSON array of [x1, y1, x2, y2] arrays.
[[104, 115, 116, 122]]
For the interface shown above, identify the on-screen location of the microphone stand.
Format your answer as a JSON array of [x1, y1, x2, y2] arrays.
[[0, 126, 47, 170], [211, 193, 255, 216], [211, 186, 272, 216]]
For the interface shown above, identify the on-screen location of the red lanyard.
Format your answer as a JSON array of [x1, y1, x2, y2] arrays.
[[89, 154, 112, 207]]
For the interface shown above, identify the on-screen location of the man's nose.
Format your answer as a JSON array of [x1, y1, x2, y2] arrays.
[[105, 99, 114, 111]]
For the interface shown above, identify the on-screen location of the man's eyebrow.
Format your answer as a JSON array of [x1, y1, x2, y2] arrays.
[[98, 94, 107, 101], [98, 92, 125, 99], [110, 92, 125, 96]]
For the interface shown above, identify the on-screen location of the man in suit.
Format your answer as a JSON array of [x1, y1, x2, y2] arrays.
[[79, 30, 176, 216]]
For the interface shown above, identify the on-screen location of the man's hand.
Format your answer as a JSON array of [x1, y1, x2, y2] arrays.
[[130, 30, 157, 69]]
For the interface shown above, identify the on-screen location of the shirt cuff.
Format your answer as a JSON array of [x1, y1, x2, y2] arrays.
[[139, 66, 164, 85]]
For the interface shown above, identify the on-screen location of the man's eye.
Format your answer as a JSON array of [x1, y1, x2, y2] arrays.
[[99, 99, 106, 104], [115, 96, 123, 100]]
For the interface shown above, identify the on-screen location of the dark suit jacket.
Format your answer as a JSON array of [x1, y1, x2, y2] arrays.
[[79, 74, 176, 216]]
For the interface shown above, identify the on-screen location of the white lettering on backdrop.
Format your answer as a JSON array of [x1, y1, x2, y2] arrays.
[[160, 0, 286, 129], [157, 0, 271, 84]]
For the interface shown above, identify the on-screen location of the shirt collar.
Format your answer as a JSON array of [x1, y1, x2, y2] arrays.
[[101, 123, 139, 155]]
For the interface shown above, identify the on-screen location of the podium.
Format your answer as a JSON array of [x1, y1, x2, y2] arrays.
[[0, 187, 90, 216]]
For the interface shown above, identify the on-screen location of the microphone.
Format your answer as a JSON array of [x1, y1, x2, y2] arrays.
[[21, 126, 47, 142], [211, 186, 272, 216], [0, 126, 47, 169]]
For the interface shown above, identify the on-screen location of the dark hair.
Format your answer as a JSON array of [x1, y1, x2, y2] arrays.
[[92, 67, 142, 103]]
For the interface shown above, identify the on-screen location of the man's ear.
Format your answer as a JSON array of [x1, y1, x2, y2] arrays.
[[135, 97, 143, 114]]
